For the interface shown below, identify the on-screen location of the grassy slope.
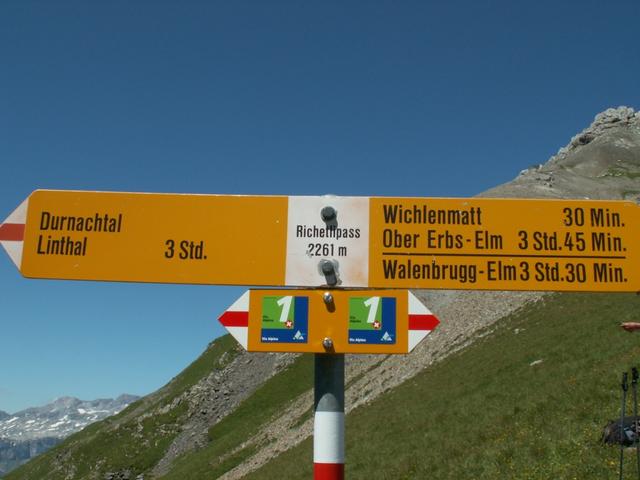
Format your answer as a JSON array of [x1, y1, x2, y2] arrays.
[[247, 293, 640, 479], [8, 293, 640, 479], [160, 354, 313, 480]]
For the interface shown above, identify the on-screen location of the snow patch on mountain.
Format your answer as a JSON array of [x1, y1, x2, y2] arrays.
[[0, 394, 139, 441]]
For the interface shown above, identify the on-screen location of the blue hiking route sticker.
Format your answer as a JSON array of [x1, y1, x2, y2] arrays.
[[261, 295, 309, 343], [348, 296, 396, 345]]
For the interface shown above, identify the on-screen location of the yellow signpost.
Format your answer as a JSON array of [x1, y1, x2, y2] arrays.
[[1, 190, 639, 292], [218, 289, 439, 354], [4, 190, 289, 285], [3, 188, 638, 480], [368, 197, 640, 292]]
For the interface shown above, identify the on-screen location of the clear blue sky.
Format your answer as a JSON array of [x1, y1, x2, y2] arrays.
[[1, 1, 638, 414]]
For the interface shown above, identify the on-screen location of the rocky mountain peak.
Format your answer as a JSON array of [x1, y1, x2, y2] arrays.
[[555, 105, 640, 161], [49, 397, 80, 410], [484, 106, 640, 200], [115, 394, 140, 404], [587, 106, 638, 134]]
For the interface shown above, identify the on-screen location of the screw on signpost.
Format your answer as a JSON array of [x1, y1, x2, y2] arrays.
[[323, 291, 336, 313], [621, 372, 629, 480], [633, 367, 640, 480], [321, 260, 338, 287], [321, 205, 339, 232], [321, 206, 337, 223]]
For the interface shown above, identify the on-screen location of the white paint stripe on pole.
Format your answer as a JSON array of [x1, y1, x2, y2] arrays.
[[313, 411, 345, 464]]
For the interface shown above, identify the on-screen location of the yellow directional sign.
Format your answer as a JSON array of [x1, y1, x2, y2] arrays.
[[1, 190, 639, 292], [368, 198, 640, 292], [1, 190, 288, 285], [218, 289, 439, 354]]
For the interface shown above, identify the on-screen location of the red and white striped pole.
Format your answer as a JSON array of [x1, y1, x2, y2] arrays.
[[314, 353, 345, 480]]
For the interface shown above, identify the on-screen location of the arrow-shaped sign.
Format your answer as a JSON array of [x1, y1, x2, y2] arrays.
[[218, 289, 439, 354], [0, 199, 28, 268], [3, 189, 639, 291]]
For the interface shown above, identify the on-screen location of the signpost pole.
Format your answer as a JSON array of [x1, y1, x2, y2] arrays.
[[314, 353, 345, 480]]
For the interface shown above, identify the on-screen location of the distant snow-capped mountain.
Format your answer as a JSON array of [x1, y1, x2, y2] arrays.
[[0, 394, 139, 441]]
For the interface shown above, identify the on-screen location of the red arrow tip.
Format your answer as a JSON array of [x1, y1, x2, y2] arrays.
[[408, 314, 440, 331], [0, 223, 25, 242], [218, 311, 249, 327]]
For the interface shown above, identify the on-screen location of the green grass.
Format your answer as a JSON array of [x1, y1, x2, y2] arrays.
[[601, 166, 640, 179], [621, 190, 640, 199], [246, 293, 640, 479]]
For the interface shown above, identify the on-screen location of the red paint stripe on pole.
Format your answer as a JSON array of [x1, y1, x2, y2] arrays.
[[408, 314, 440, 330], [218, 311, 249, 327], [0, 223, 25, 241], [314, 462, 344, 480]]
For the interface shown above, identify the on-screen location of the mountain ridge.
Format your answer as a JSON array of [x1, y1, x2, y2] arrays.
[[0, 395, 139, 477], [0, 394, 140, 441]]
